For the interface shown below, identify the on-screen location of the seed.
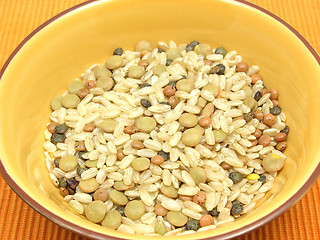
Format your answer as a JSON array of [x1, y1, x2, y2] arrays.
[[93, 189, 108, 201], [186, 219, 200, 231], [68, 80, 85, 94], [79, 178, 99, 193], [220, 162, 232, 170], [186, 44, 195, 52], [179, 113, 198, 128], [215, 47, 227, 57], [54, 158, 61, 168], [138, 60, 149, 69], [114, 181, 135, 191], [109, 189, 129, 205], [210, 64, 225, 75], [117, 149, 126, 160], [124, 125, 139, 135], [163, 85, 176, 97], [272, 100, 280, 107], [160, 184, 178, 198], [167, 48, 181, 60], [239, 156, 249, 165], [274, 133, 287, 142], [55, 124, 68, 134], [231, 201, 243, 215], [246, 173, 260, 180], [166, 211, 188, 227], [263, 113, 276, 127], [77, 88, 90, 99], [47, 122, 58, 134], [131, 157, 150, 171], [59, 155, 77, 172], [101, 210, 122, 229], [84, 80, 96, 90], [60, 187, 69, 197], [139, 83, 151, 88], [269, 88, 278, 100], [124, 200, 145, 220], [179, 195, 194, 201], [194, 43, 211, 57], [105, 55, 124, 70], [236, 62, 249, 72], [193, 191, 206, 205], [254, 110, 264, 121], [77, 165, 88, 176], [181, 128, 203, 147], [258, 134, 271, 147], [261, 88, 268, 96], [251, 139, 258, 146], [135, 40, 152, 52], [244, 112, 254, 122], [151, 155, 165, 165], [189, 167, 207, 185], [154, 203, 168, 216], [140, 98, 152, 108], [165, 59, 173, 66], [99, 119, 117, 133], [253, 129, 262, 138], [168, 96, 180, 108], [209, 207, 219, 217], [259, 174, 267, 184], [158, 150, 169, 160], [96, 77, 114, 91], [131, 140, 144, 149], [251, 74, 262, 84], [276, 141, 287, 152], [262, 154, 284, 172], [153, 64, 167, 76], [85, 200, 107, 223], [83, 123, 96, 132], [200, 214, 214, 227], [204, 60, 213, 66], [254, 91, 262, 101], [199, 116, 211, 128], [75, 141, 86, 151], [115, 206, 125, 216], [78, 151, 87, 160], [128, 65, 145, 79], [280, 125, 290, 135], [113, 47, 123, 56], [61, 94, 80, 109], [155, 222, 166, 235], [229, 172, 243, 183], [66, 177, 79, 190], [190, 41, 200, 47], [213, 130, 227, 143], [176, 79, 195, 93], [201, 102, 215, 116], [58, 177, 68, 188], [51, 96, 62, 110], [270, 106, 282, 115], [136, 117, 156, 132]]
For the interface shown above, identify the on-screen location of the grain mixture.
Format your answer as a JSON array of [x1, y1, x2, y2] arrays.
[[43, 40, 289, 235]]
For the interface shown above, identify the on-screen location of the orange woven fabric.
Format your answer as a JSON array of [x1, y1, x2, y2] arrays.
[[0, 0, 319, 239]]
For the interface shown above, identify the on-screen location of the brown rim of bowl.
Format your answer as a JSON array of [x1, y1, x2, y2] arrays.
[[0, 0, 320, 239]]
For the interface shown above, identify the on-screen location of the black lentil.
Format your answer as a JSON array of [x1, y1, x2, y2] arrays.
[[158, 150, 169, 160], [210, 64, 225, 75], [58, 177, 68, 188], [54, 157, 61, 168], [66, 186, 75, 195], [215, 47, 227, 57], [270, 106, 282, 115], [186, 219, 200, 231], [254, 91, 262, 101], [140, 98, 152, 108], [115, 206, 126, 216], [190, 41, 200, 47], [186, 44, 194, 52], [51, 133, 66, 144], [159, 101, 168, 105], [77, 165, 88, 176], [66, 177, 79, 189], [113, 47, 123, 56], [231, 201, 243, 215], [158, 48, 164, 53], [78, 151, 87, 160], [166, 59, 173, 66], [244, 112, 254, 122], [280, 125, 290, 135], [258, 174, 267, 184], [139, 83, 151, 88], [229, 172, 243, 183], [208, 207, 219, 217], [55, 124, 68, 133]]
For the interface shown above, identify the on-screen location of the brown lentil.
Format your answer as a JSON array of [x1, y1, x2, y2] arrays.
[[77, 88, 90, 99], [263, 113, 276, 127], [199, 116, 211, 128], [47, 122, 58, 133], [253, 129, 262, 138], [251, 74, 262, 84], [276, 141, 287, 152], [151, 155, 165, 165], [200, 214, 214, 227], [179, 195, 194, 201], [261, 88, 268, 96], [59, 187, 69, 197], [236, 62, 249, 72], [220, 162, 232, 170], [75, 141, 86, 151], [138, 60, 149, 69], [163, 85, 176, 97], [94, 189, 108, 201], [239, 156, 249, 165], [131, 140, 144, 149], [272, 100, 279, 107], [168, 96, 179, 108], [85, 80, 96, 90], [258, 135, 271, 147], [124, 125, 139, 135], [274, 133, 287, 142], [117, 149, 125, 160], [154, 203, 168, 216], [250, 139, 258, 146], [193, 191, 206, 205], [83, 123, 96, 132], [254, 110, 264, 121], [270, 88, 278, 100]]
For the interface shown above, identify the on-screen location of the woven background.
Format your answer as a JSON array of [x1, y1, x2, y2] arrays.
[[0, 0, 319, 239]]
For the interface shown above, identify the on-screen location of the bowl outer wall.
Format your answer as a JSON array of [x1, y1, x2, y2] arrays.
[[0, 1, 319, 238]]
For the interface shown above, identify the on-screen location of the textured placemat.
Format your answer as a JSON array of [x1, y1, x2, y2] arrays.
[[0, 0, 319, 239]]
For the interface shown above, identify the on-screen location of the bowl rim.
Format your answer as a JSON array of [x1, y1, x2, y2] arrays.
[[0, 0, 320, 239]]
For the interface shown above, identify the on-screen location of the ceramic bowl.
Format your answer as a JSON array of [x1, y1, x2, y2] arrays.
[[0, 0, 320, 239]]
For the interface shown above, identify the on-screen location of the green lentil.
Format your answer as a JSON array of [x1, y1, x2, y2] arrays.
[[166, 211, 188, 227], [85, 160, 98, 168], [136, 117, 156, 133], [105, 55, 124, 70], [262, 154, 285, 172], [99, 119, 117, 133], [189, 167, 207, 185], [176, 79, 195, 93], [202, 83, 220, 97], [179, 113, 198, 128], [215, 47, 227, 57], [109, 189, 129, 205], [194, 43, 211, 57], [213, 130, 227, 143], [96, 77, 114, 91], [93, 65, 112, 79], [128, 65, 145, 79], [155, 222, 166, 235], [114, 181, 135, 191], [79, 178, 99, 193], [51, 96, 63, 110], [124, 200, 145, 220], [242, 86, 253, 97], [153, 64, 167, 76], [59, 155, 77, 172], [160, 184, 178, 198], [101, 210, 122, 229], [135, 40, 152, 52], [181, 128, 203, 147], [243, 96, 256, 110], [244, 112, 254, 122], [58, 177, 68, 188], [85, 200, 107, 223], [131, 157, 150, 172], [61, 94, 80, 109], [166, 48, 181, 60], [68, 80, 85, 94]]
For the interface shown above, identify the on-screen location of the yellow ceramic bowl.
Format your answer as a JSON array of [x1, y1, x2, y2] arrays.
[[0, 0, 320, 239]]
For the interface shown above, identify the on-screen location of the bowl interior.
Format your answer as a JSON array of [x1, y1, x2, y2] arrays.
[[0, 0, 320, 239]]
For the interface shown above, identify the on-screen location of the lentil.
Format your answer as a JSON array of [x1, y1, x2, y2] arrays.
[[199, 116, 211, 127], [259, 174, 267, 184], [138, 59, 149, 69], [75, 141, 86, 151], [163, 85, 176, 97], [176, 79, 195, 93], [79, 178, 99, 193], [85, 80, 96, 90], [58, 177, 68, 188], [181, 128, 203, 147], [251, 74, 262, 84], [215, 47, 227, 57], [61, 94, 80, 109], [270, 106, 282, 115], [113, 47, 123, 56], [96, 77, 114, 91], [262, 154, 285, 172], [258, 134, 271, 147], [85, 200, 107, 223], [83, 123, 95, 132], [77, 165, 88, 176], [186, 219, 200, 231], [154, 203, 168, 216], [158, 150, 169, 160], [124, 125, 139, 135], [179, 195, 193, 201], [109, 189, 129, 205], [60, 187, 69, 197], [231, 201, 243, 215], [200, 214, 214, 227], [105, 55, 124, 70], [263, 113, 276, 127], [151, 155, 165, 165], [167, 211, 188, 227], [280, 125, 290, 135], [59, 155, 77, 172], [160, 184, 178, 198], [254, 110, 264, 121], [168, 96, 179, 108], [115, 206, 125, 217], [131, 157, 150, 171], [274, 133, 287, 142], [136, 117, 156, 132], [193, 191, 206, 205], [210, 64, 225, 75], [269, 88, 278, 100], [276, 141, 287, 152], [229, 172, 243, 183], [189, 167, 207, 185], [124, 200, 145, 220], [51, 96, 62, 110], [254, 91, 262, 101], [47, 122, 58, 133], [76, 88, 90, 99], [101, 210, 122, 229], [209, 207, 219, 217], [68, 80, 85, 94]]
